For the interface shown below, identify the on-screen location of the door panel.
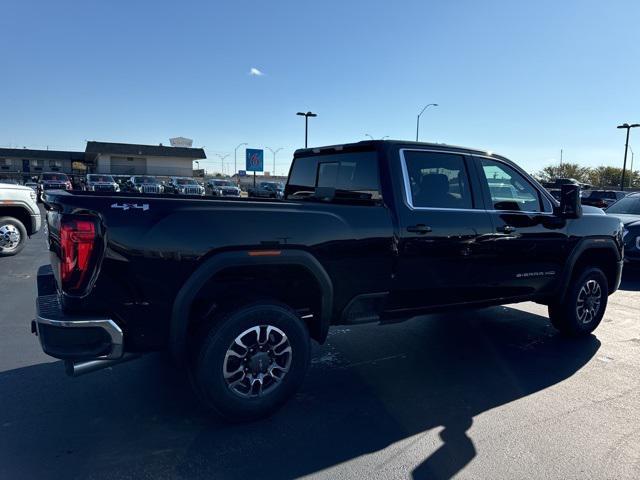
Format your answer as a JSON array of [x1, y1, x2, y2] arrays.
[[389, 150, 496, 311], [475, 156, 568, 297]]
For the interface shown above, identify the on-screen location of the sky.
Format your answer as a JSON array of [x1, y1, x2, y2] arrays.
[[1, 0, 639, 176]]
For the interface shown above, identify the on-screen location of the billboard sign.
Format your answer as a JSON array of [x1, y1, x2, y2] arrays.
[[245, 149, 264, 172], [169, 137, 193, 148]]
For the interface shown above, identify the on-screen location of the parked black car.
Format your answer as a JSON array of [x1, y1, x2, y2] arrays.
[[164, 176, 205, 196], [127, 175, 164, 194], [581, 190, 626, 209], [35, 140, 624, 421], [248, 181, 284, 198], [605, 192, 640, 265], [207, 179, 241, 197]]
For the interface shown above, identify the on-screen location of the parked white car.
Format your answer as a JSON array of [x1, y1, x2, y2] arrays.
[[0, 181, 41, 256]]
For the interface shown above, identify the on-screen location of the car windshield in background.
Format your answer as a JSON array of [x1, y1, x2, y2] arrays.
[[88, 175, 114, 182], [214, 181, 233, 186], [606, 196, 640, 214], [133, 177, 158, 184], [586, 191, 618, 199], [177, 179, 198, 185], [42, 174, 68, 181]]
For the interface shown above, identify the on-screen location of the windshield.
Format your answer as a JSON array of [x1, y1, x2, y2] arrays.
[[606, 196, 640, 215], [213, 180, 234, 187], [87, 175, 114, 182], [133, 176, 158, 184], [586, 191, 617, 200], [42, 173, 68, 181], [177, 178, 198, 185]]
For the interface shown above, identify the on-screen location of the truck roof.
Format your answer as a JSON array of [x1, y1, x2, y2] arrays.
[[294, 139, 500, 159]]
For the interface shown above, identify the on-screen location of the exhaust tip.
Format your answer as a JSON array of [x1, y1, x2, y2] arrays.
[[65, 353, 141, 377]]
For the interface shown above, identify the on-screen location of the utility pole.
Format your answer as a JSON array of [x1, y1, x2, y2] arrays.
[[617, 123, 640, 191], [416, 103, 438, 141], [296, 111, 317, 148]]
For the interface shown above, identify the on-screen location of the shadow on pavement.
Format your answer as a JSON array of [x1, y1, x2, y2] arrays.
[[0, 306, 599, 480], [619, 266, 640, 291]]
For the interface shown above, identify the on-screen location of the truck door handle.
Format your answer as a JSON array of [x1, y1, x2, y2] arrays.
[[407, 224, 432, 234], [497, 225, 516, 234]]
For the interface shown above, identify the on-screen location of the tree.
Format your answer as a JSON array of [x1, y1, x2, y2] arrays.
[[537, 163, 591, 184], [587, 166, 640, 189]]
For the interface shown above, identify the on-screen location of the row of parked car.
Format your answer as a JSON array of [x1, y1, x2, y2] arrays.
[[8, 172, 285, 201]]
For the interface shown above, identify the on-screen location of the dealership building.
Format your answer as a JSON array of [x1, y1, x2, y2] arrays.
[[86, 141, 206, 177], [0, 140, 206, 181]]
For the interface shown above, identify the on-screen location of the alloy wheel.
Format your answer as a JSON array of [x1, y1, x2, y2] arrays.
[[576, 279, 602, 324], [223, 325, 293, 398]]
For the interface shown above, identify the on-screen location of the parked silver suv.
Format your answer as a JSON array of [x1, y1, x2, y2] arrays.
[[86, 174, 120, 193]]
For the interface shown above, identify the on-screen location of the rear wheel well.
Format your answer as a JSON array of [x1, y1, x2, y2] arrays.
[[569, 248, 618, 293], [0, 207, 32, 235], [187, 264, 324, 344]]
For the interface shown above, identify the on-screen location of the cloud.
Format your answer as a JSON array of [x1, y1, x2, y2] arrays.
[[249, 67, 264, 76]]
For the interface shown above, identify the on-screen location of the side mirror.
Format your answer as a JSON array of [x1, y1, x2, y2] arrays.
[[558, 184, 582, 218]]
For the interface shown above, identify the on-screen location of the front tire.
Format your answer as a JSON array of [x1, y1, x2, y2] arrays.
[[549, 267, 608, 336], [0, 216, 27, 257], [193, 301, 310, 421]]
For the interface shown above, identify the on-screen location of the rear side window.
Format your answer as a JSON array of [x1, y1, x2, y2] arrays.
[[287, 151, 381, 199], [402, 151, 473, 209]]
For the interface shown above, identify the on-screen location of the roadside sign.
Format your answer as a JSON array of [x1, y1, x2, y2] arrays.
[[238, 170, 247, 177], [246, 149, 264, 172]]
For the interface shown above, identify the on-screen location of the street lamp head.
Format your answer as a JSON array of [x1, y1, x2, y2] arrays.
[[618, 124, 630, 129], [307, 112, 317, 117], [631, 124, 640, 128], [296, 112, 305, 116]]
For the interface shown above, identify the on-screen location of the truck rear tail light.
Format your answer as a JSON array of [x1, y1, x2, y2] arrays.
[[60, 218, 97, 295]]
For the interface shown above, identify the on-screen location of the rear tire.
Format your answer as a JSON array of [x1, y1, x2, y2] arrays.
[[193, 301, 310, 421], [0, 216, 27, 257], [548, 267, 608, 336]]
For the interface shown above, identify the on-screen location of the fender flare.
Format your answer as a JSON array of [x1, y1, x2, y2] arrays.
[[556, 237, 622, 301], [169, 249, 333, 363]]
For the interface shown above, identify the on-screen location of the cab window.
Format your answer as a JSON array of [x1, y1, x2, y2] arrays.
[[402, 151, 473, 209], [480, 159, 541, 212]]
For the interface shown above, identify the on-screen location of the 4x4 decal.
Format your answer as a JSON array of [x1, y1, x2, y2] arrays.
[[110, 203, 149, 211]]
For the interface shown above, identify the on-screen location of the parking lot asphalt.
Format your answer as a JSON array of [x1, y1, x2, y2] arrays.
[[1, 215, 639, 480]]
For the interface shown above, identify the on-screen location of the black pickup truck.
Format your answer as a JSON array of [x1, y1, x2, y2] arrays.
[[34, 140, 625, 420]]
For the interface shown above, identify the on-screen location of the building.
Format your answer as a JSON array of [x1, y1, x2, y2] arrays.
[[0, 148, 86, 181], [85, 141, 206, 177]]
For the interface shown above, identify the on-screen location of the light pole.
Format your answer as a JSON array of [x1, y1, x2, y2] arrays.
[[266, 147, 283, 176], [630, 146, 635, 188], [234, 143, 248, 177], [416, 103, 438, 142], [617, 123, 640, 190], [216, 153, 230, 176], [296, 111, 317, 148], [365, 134, 389, 140]]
